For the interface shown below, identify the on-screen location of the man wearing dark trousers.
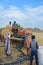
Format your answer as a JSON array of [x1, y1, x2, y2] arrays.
[[30, 35, 39, 65]]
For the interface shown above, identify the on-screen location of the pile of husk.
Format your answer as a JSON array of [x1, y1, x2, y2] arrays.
[[1, 25, 13, 36]]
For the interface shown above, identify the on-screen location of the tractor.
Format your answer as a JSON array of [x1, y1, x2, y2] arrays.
[[1, 24, 32, 46], [11, 27, 32, 39]]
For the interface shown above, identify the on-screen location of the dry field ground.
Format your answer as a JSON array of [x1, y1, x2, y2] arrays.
[[0, 31, 43, 65], [32, 32, 43, 46]]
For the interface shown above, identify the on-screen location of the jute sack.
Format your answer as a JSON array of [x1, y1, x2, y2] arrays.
[[38, 46, 43, 65]]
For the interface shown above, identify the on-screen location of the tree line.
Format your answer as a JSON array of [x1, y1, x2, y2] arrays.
[[0, 23, 43, 33]]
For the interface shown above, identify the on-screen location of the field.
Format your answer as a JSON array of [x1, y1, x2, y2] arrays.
[[32, 31, 43, 46], [0, 31, 43, 65]]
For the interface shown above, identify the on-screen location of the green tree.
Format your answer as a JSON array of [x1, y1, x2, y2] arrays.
[[17, 24, 23, 30]]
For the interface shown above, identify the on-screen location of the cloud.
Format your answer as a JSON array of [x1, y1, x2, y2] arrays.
[[0, 5, 43, 29], [24, 6, 43, 24], [0, 5, 28, 28], [0, 6, 27, 19]]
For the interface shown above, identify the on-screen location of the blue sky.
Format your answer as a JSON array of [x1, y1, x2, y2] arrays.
[[0, 0, 43, 30]]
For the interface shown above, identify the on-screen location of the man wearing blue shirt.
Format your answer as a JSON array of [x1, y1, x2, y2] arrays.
[[30, 35, 39, 65]]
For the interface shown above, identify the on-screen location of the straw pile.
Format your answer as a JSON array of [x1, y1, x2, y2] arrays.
[[1, 24, 12, 36]]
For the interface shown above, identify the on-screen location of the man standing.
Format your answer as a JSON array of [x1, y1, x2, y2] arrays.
[[12, 21, 18, 32], [12, 21, 18, 36], [30, 35, 39, 65], [4, 33, 11, 56]]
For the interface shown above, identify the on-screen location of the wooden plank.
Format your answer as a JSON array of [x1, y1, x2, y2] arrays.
[[10, 37, 23, 41]]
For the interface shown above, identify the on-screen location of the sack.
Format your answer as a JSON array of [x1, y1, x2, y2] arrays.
[[38, 46, 43, 65]]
